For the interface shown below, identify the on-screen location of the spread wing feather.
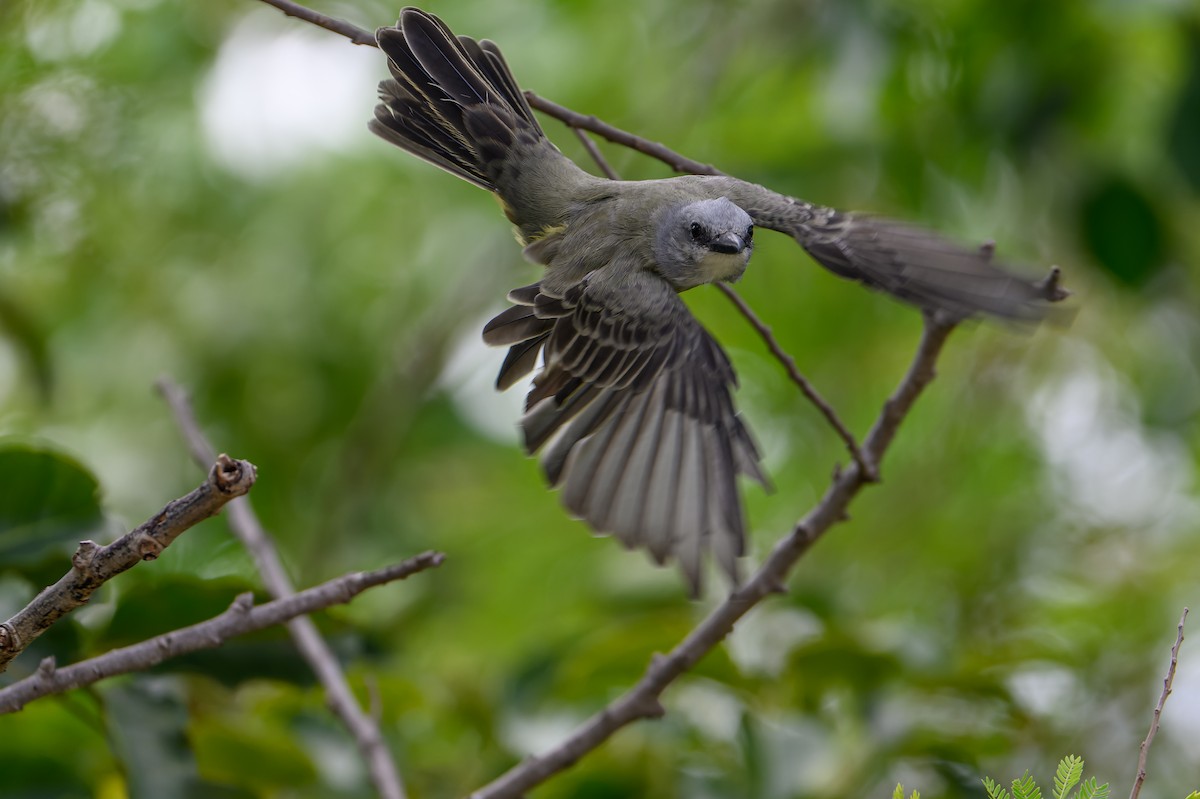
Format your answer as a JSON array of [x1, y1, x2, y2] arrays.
[[484, 269, 765, 595]]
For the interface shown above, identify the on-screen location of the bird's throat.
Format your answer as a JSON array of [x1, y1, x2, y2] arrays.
[[696, 251, 749, 285]]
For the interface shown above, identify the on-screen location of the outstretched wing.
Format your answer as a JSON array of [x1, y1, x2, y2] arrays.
[[706, 177, 1067, 321], [798, 210, 1060, 321], [483, 267, 766, 595]]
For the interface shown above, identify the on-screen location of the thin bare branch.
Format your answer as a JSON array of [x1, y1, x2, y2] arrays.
[[570, 127, 620, 180], [156, 379, 218, 465], [0, 456, 256, 673], [156, 377, 409, 799], [0, 552, 445, 714], [470, 314, 956, 799], [1130, 607, 1189, 799], [258, 0, 376, 45], [714, 282, 876, 480], [526, 91, 722, 176], [250, 0, 717, 180]]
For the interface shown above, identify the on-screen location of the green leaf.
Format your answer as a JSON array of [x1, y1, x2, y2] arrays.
[[895, 784, 905, 799], [1183, 791, 1200, 799], [1079, 777, 1110, 799], [984, 776, 1013, 799], [1054, 755, 1083, 799], [1012, 771, 1044, 799], [0, 443, 103, 566]]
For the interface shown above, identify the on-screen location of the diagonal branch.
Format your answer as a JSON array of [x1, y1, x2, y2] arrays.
[[156, 378, 410, 799], [570, 127, 620, 181], [1129, 607, 1189, 799], [0, 551, 445, 714], [0, 455, 256, 673], [257, 0, 376, 45], [714, 282, 876, 479], [469, 314, 956, 799], [527, 92, 723, 176]]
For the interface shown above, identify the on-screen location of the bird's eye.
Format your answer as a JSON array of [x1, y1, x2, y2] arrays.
[[689, 222, 705, 241], [744, 226, 754, 244]]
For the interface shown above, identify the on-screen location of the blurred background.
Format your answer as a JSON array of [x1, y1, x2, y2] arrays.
[[2, 0, 1199, 797]]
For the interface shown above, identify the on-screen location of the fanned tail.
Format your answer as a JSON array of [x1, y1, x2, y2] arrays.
[[370, 7, 545, 192]]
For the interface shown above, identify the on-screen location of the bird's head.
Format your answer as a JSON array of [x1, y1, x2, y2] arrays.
[[653, 197, 754, 290]]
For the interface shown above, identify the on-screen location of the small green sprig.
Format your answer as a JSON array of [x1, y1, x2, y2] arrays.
[[981, 756, 1106, 799]]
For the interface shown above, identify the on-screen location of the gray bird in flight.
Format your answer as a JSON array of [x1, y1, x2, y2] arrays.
[[370, 8, 1060, 594]]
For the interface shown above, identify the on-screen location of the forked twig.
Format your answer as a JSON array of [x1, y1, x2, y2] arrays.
[[0, 456, 255, 672], [156, 378, 411, 799], [0, 552, 444, 714], [528, 91, 723, 176]]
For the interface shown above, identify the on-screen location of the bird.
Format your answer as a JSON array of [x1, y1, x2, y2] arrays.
[[368, 8, 1063, 595]]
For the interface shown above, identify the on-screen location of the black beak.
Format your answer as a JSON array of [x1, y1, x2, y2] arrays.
[[710, 231, 745, 255]]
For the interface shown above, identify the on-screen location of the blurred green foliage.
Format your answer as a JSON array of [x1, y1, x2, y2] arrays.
[[0, 444, 103, 564], [1, 0, 1199, 797]]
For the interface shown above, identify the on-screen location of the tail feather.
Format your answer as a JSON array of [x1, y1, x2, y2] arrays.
[[475, 39, 544, 137], [370, 80, 483, 184], [402, 10, 494, 107], [371, 8, 545, 192], [372, 25, 489, 189]]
